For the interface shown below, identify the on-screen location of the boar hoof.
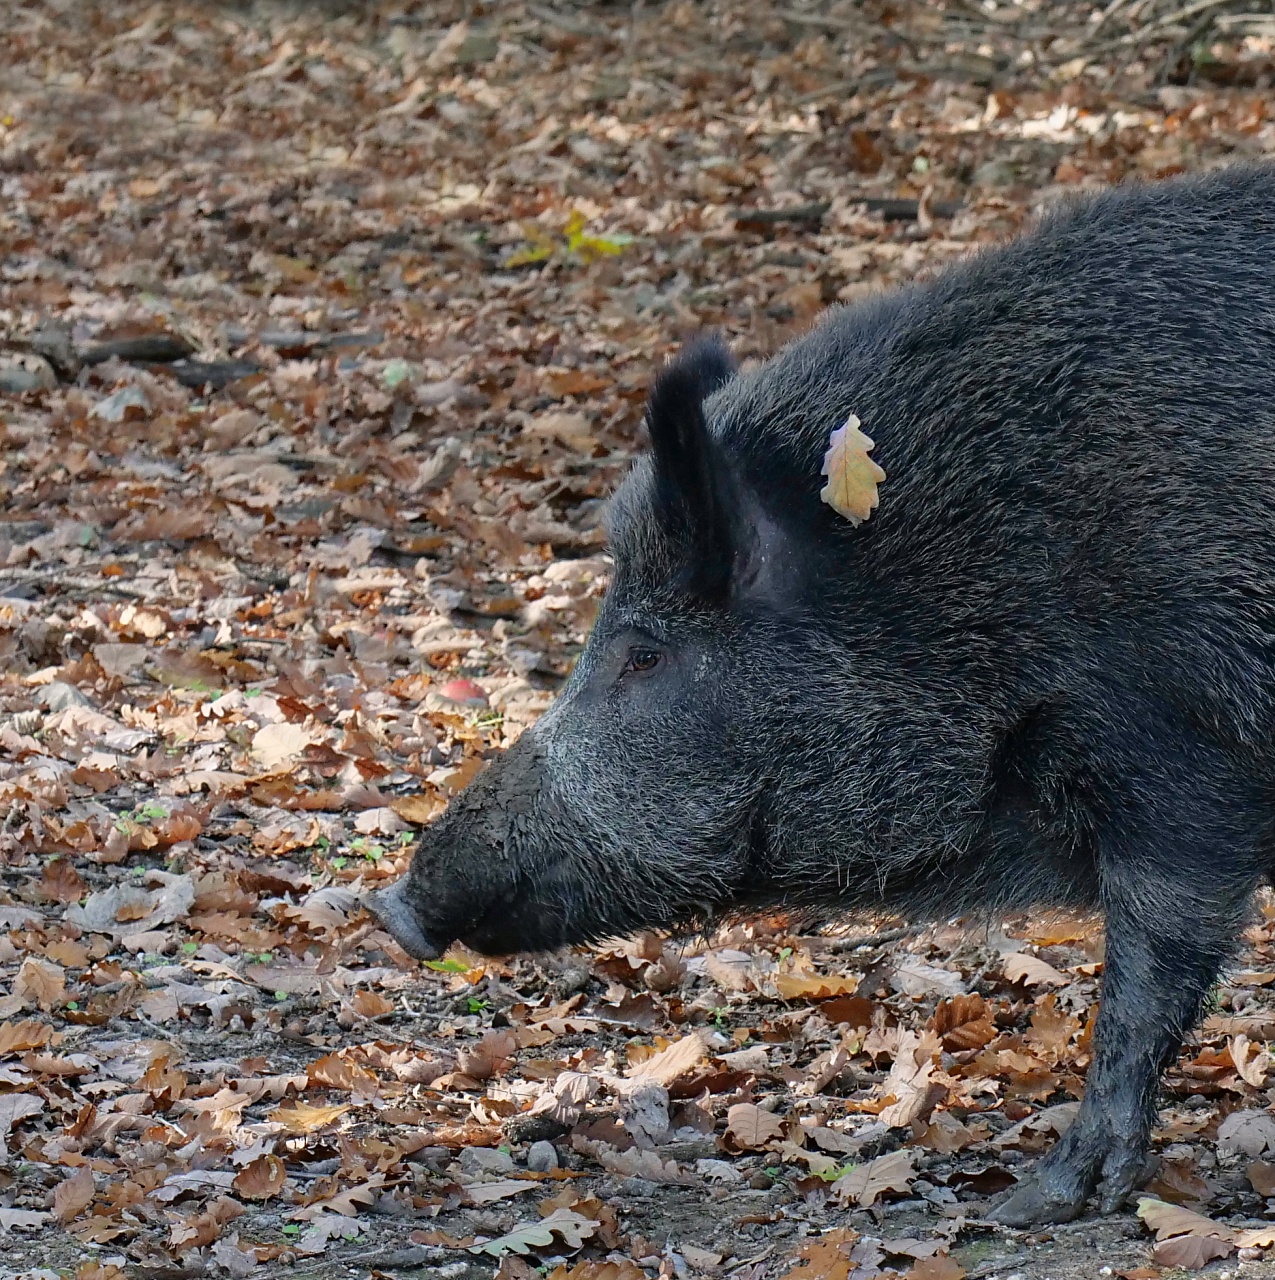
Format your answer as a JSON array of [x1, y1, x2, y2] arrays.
[[989, 1179, 1088, 1227]]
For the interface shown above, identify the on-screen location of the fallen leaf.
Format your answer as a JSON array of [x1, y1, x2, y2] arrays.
[[269, 1102, 352, 1133], [624, 1033, 706, 1086], [773, 971, 860, 1000], [819, 413, 885, 525], [831, 1148, 916, 1207], [1151, 1234, 1234, 1269], [878, 1029, 941, 1128], [1002, 953, 1068, 987], [777, 1226, 859, 1280], [251, 722, 318, 771], [1217, 1109, 1275, 1158], [724, 1103, 785, 1151], [233, 1154, 287, 1200], [1136, 1197, 1234, 1242], [53, 1167, 96, 1223], [468, 1207, 597, 1257], [0, 1093, 44, 1153]]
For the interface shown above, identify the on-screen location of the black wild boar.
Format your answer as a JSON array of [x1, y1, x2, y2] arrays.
[[371, 165, 1275, 1224]]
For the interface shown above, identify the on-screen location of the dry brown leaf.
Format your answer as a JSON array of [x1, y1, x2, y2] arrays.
[[930, 993, 996, 1051], [14, 957, 65, 1011], [1151, 1234, 1234, 1269], [0, 1020, 57, 1053], [819, 414, 885, 525], [269, 1102, 351, 1133], [0, 1093, 45, 1153], [233, 1154, 287, 1201], [1135, 1197, 1234, 1242], [1230, 1033, 1273, 1087], [831, 1148, 916, 1207], [773, 971, 860, 1001], [307, 1052, 379, 1093], [1025, 993, 1081, 1061], [776, 1226, 859, 1280], [1248, 1160, 1275, 1196], [53, 1167, 96, 1223], [908, 1258, 967, 1280], [624, 1033, 705, 1086], [1002, 953, 1068, 987], [723, 1102, 786, 1151], [878, 1029, 941, 1128]]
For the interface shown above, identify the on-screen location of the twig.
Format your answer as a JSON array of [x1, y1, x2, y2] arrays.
[[806, 926, 917, 953], [1089, 0, 1138, 37], [1119, 0, 1235, 42], [526, 3, 599, 37]]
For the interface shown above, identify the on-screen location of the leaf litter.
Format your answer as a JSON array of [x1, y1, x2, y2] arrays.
[[4, 0, 1275, 1277]]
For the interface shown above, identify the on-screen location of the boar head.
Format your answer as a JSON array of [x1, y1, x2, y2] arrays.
[[369, 338, 863, 960]]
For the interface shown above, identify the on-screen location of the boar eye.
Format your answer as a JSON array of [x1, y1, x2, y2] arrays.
[[625, 647, 662, 674]]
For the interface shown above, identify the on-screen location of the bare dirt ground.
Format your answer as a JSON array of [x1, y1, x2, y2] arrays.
[[5, 2, 1275, 1278]]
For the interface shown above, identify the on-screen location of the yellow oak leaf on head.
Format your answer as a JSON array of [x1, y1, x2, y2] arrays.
[[819, 413, 885, 525]]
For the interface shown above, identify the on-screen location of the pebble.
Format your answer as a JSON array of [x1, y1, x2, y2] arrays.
[[526, 1140, 559, 1173], [458, 1146, 515, 1175]]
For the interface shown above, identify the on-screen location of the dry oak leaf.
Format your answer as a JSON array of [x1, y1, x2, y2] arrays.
[[1230, 1033, 1273, 1087], [14, 957, 65, 1011], [546, 1263, 646, 1280], [1002, 952, 1068, 987], [307, 1052, 379, 1093], [269, 1101, 351, 1133], [878, 1029, 942, 1128], [0, 1020, 56, 1054], [251, 721, 319, 771], [469, 1207, 598, 1257], [831, 1148, 917, 1207], [53, 1166, 96, 1223], [819, 414, 885, 526], [624, 1033, 706, 1086], [773, 970, 860, 1001], [1152, 1234, 1235, 1269], [724, 1102, 786, 1151], [1136, 1197, 1235, 1243], [776, 1226, 859, 1280], [908, 1259, 967, 1280], [0, 1093, 45, 1154], [0, 1207, 50, 1232], [233, 1154, 287, 1201], [930, 993, 997, 1051], [597, 1147, 694, 1185]]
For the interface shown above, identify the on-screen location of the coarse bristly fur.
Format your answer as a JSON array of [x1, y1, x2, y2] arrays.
[[371, 163, 1275, 1225]]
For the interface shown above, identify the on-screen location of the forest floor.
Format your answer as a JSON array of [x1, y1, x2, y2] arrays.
[[4, 1, 1275, 1278]]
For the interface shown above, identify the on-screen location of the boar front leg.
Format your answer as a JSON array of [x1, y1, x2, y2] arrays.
[[992, 764, 1262, 1226]]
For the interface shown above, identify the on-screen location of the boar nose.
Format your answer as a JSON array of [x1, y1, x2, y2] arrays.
[[365, 880, 443, 961]]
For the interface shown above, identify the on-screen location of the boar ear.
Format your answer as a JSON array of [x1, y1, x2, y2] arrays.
[[645, 337, 740, 599]]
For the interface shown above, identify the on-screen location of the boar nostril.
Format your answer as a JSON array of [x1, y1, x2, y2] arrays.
[[365, 882, 443, 962]]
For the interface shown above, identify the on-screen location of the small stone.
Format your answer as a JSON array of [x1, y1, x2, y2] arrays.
[[526, 1141, 558, 1173], [748, 1171, 774, 1190], [458, 1146, 514, 1175]]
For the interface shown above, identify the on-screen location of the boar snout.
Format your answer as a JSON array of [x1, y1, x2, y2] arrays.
[[366, 879, 445, 960]]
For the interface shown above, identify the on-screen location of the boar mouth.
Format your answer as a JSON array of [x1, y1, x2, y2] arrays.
[[365, 881, 446, 961]]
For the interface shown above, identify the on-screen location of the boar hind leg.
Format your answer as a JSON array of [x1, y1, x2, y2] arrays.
[[993, 755, 1264, 1226]]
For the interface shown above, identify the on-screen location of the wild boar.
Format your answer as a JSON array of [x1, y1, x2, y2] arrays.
[[372, 164, 1275, 1224]]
